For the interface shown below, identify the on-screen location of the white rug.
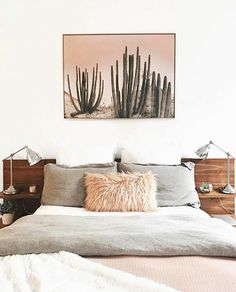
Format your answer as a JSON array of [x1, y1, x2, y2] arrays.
[[0, 251, 179, 292]]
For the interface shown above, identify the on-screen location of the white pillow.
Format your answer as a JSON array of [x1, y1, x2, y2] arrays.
[[121, 144, 181, 165], [56, 144, 115, 166]]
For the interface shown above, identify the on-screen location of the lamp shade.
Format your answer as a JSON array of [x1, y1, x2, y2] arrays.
[[195, 143, 211, 159], [26, 147, 42, 166]]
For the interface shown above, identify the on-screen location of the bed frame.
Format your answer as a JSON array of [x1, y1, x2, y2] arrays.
[[2, 158, 235, 215]]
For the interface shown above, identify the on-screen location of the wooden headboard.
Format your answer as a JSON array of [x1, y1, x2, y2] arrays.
[[2, 158, 235, 216], [3, 158, 234, 192], [3, 159, 56, 193], [181, 158, 235, 190]]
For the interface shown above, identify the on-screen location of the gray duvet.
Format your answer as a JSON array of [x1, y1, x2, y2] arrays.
[[0, 212, 236, 257]]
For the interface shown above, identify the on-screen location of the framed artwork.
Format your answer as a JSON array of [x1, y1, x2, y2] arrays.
[[63, 33, 175, 119]]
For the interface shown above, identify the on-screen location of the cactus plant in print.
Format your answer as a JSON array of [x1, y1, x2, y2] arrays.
[[164, 82, 172, 118], [151, 73, 172, 118], [67, 64, 104, 117], [111, 46, 151, 118], [151, 72, 161, 117], [159, 76, 168, 118]]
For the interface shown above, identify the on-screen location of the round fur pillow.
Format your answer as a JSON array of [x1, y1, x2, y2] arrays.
[[84, 172, 158, 212]]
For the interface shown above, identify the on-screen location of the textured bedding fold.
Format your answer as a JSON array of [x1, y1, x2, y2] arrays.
[[0, 213, 236, 257]]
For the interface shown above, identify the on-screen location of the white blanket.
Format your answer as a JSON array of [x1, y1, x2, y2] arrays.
[[0, 251, 178, 292]]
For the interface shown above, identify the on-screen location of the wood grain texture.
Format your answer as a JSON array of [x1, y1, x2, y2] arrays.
[[3, 159, 56, 192], [198, 191, 236, 199], [2, 159, 56, 217], [200, 197, 234, 214], [181, 158, 235, 215], [181, 158, 235, 189], [0, 191, 41, 200]]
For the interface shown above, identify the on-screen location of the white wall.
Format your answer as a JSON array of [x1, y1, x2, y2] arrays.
[[0, 0, 236, 190]]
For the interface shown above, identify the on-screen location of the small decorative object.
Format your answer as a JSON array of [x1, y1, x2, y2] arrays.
[[195, 140, 236, 194], [0, 200, 17, 225], [29, 185, 37, 193], [2, 145, 42, 195], [200, 182, 213, 193]]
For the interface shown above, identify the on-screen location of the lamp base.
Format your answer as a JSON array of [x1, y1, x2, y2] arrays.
[[3, 185, 17, 195], [220, 184, 236, 194]]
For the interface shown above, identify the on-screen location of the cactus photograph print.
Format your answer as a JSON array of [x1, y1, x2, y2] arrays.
[[63, 34, 175, 119]]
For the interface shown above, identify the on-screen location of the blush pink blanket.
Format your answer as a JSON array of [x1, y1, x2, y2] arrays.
[[90, 256, 236, 292]]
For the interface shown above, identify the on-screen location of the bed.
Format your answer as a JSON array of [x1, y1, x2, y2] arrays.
[[1, 155, 236, 292], [37, 206, 236, 292], [0, 205, 236, 291]]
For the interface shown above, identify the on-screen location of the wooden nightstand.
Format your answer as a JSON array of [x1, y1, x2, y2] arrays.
[[0, 191, 41, 201], [0, 191, 41, 228], [198, 190, 236, 215], [0, 159, 55, 229]]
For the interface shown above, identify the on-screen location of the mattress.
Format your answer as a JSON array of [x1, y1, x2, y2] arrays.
[[35, 205, 209, 217], [34, 205, 236, 292]]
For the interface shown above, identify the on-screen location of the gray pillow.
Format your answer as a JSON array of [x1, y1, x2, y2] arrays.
[[118, 162, 200, 208], [42, 163, 117, 207]]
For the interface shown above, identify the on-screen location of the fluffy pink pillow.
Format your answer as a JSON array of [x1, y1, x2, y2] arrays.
[[84, 172, 158, 212]]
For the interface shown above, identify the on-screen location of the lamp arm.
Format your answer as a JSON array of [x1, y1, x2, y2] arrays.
[[3, 146, 27, 160], [210, 141, 234, 158], [210, 141, 234, 189]]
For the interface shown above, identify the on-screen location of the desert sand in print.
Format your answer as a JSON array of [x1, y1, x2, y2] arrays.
[[63, 34, 175, 119], [64, 93, 115, 119]]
